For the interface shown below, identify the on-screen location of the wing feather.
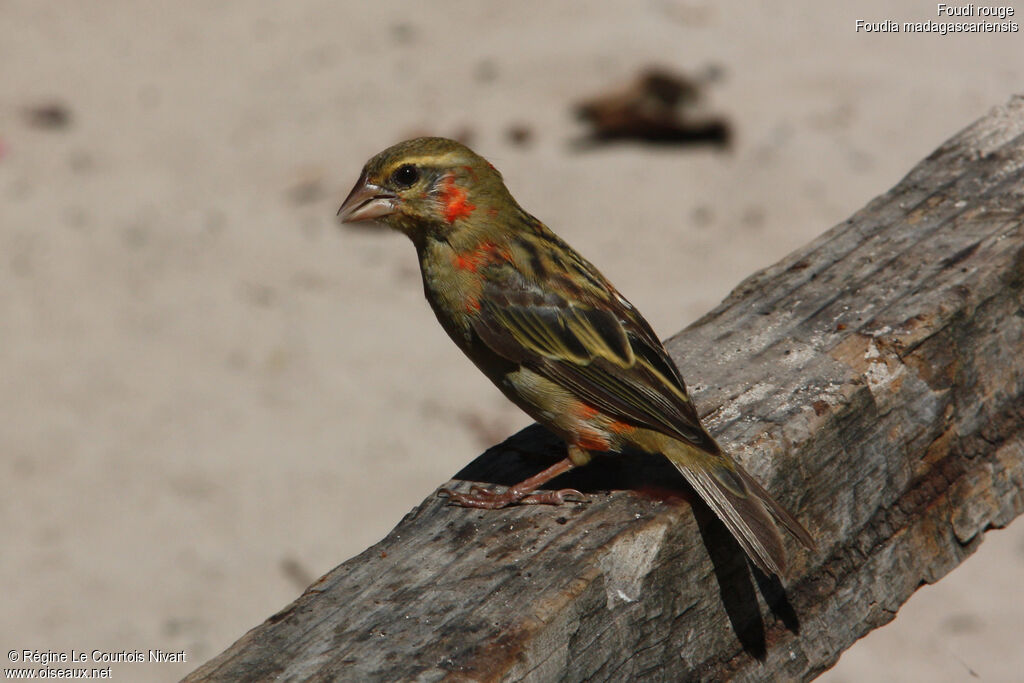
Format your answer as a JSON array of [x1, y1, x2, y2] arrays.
[[470, 270, 717, 451]]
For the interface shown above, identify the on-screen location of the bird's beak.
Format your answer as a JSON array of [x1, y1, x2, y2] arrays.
[[337, 174, 398, 223]]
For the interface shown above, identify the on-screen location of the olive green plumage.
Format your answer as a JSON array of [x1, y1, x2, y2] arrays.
[[338, 137, 814, 576]]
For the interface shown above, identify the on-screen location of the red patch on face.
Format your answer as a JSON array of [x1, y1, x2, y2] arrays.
[[439, 174, 476, 223]]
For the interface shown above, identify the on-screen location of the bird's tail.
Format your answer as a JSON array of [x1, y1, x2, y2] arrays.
[[663, 442, 815, 577]]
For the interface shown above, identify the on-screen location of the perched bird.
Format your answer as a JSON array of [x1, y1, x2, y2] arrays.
[[338, 138, 814, 576]]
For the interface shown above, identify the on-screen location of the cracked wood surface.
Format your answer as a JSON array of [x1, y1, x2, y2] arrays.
[[185, 97, 1024, 682]]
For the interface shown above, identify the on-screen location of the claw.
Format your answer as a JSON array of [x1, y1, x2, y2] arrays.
[[556, 488, 587, 503]]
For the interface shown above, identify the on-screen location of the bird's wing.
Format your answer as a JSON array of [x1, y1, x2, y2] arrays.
[[470, 267, 718, 452]]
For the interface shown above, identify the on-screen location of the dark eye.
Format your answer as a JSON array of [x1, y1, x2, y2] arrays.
[[390, 164, 419, 188]]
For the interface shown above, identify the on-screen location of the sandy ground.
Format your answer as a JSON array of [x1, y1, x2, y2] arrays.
[[2, 1, 1022, 680]]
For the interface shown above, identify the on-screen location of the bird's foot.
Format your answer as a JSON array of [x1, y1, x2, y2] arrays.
[[438, 484, 586, 509], [519, 488, 587, 505]]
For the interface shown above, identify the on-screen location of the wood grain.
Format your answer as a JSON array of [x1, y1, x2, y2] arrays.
[[185, 96, 1024, 682]]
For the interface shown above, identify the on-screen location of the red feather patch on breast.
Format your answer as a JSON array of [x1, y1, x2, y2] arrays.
[[452, 241, 511, 272], [453, 252, 483, 272]]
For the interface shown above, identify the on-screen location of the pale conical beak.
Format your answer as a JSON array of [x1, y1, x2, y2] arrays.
[[337, 174, 398, 223]]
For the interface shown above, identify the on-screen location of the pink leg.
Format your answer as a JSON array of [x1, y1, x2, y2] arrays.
[[438, 457, 585, 509]]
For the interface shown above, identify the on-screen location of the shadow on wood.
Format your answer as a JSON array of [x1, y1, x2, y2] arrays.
[[185, 96, 1024, 682]]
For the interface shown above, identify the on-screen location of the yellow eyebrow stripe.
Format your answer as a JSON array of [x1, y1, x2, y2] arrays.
[[383, 152, 463, 175]]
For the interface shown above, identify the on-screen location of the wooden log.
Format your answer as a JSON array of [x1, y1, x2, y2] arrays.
[[185, 97, 1024, 682]]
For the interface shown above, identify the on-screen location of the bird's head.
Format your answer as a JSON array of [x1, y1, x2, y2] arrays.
[[337, 137, 513, 242]]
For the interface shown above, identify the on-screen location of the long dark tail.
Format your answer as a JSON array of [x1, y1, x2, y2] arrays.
[[664, 443, 815, 577]]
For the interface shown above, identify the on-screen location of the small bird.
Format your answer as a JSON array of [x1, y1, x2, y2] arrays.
[[338, 137, 814, 576]]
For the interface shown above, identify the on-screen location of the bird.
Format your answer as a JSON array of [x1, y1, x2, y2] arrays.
[[337, 137, 814, 576]]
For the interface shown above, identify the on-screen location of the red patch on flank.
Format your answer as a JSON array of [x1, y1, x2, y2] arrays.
[[439, 174, 476, 223], [465, 296, 481, 313], [487, 207, 499, 217], [577, 430, 610, 451], [573, 402, 600, 420], [607, 420, 636, 435]]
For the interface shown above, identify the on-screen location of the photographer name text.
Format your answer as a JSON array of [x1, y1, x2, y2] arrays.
[[11, 649, 187, 665]]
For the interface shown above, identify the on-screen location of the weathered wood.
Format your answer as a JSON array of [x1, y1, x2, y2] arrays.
[[186, 97, 1024, 682]]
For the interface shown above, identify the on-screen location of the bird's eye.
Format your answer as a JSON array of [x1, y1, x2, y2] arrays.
[[390, 164, 419, 188]]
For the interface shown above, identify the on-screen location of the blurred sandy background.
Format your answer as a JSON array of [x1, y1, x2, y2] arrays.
[[2, 1, 1022, 680]]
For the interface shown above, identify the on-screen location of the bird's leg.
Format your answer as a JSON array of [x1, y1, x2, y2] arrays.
[[439, 457, 584, 509]]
